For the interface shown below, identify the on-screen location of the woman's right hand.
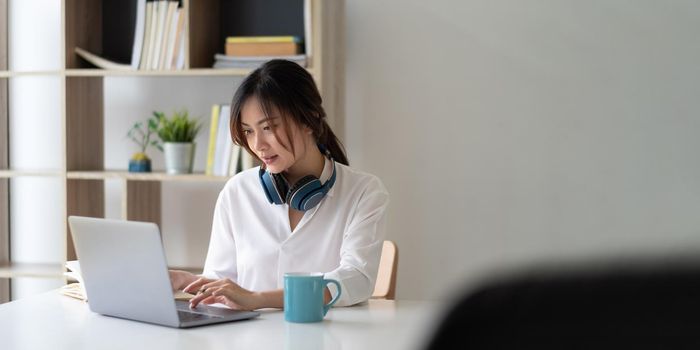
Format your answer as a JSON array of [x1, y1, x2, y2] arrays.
[[181, 276, 217, 295], [169, 270, 199, 291]]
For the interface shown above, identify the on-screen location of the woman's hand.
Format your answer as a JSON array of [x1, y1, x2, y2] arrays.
[[185, 278, 262, 311]]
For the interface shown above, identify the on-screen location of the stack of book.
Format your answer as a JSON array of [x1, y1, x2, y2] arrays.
[[213, 36, 307, 69], [206, 104, 256, 176], [75, 0, 186, 71]]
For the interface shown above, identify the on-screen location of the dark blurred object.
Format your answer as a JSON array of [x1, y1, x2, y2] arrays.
[[426, 259, 700, 349]]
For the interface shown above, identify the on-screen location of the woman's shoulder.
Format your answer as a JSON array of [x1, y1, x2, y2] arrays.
[[335, 163, 389, 196]]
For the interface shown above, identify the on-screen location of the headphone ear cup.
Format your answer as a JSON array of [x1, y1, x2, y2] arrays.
[[287, 175, 323, 211], [259, 169, 288, 205]]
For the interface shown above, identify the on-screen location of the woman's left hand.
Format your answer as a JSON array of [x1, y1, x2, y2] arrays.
[[187, 278, 261, 311]]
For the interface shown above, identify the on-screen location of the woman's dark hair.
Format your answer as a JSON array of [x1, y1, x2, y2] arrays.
[[230, 59, 348, 166]]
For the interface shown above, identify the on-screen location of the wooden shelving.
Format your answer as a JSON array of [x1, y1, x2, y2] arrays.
[[0, 0, 343, 299]]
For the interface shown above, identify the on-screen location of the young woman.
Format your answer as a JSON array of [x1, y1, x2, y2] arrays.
[[169, 59, 389, 310]]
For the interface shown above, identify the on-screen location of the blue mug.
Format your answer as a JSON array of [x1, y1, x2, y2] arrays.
[[284, 272, 341, 323]]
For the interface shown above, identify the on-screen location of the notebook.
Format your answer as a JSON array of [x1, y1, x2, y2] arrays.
[[68, 216, 260, 328]]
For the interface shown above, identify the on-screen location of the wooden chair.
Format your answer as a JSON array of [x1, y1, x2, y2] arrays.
[[372, 240, 398, 300]]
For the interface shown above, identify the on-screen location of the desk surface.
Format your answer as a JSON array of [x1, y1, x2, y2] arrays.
[[0, 291, 442, 350]]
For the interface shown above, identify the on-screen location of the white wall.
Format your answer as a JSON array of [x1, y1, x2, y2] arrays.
[[344, 0, 700, 300]]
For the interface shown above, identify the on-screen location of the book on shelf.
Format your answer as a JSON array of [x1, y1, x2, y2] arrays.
[[75, 0, 185, 71], [130, 0, 147, 69], [213, 104, 233, 177], [170, 9, 187, 70], [139, 1, 154, 69], [205, 104, 253, 177], [225, 36, 302, 57], [241, 147, 255, 171], [213, 54, 307, 69], [205, 105, 221, 175]]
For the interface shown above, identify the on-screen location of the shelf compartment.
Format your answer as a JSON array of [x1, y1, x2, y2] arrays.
[[125, 180, 161, 227], [67, 179, 105, 261]]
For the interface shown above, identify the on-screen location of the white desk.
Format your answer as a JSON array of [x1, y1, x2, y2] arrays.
[[0, 291, 442, 350]]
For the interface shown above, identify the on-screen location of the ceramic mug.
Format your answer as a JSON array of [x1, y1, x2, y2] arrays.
[[284, 272, 341, 323]]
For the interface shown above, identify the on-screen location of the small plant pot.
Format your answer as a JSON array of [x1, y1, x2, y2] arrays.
[[128, 158, 152, 173], [164, 142, 195, 174]]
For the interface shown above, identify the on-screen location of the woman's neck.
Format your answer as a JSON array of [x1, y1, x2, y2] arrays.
[[284, 145, 325, 184]]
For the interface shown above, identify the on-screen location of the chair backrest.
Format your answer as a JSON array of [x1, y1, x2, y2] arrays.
[[372, 240, 398, 300]]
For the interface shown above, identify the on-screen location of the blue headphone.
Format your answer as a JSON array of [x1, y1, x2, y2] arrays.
[[258, 156, 337, 211]]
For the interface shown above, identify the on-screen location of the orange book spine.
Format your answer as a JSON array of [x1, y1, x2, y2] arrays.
[[225, 42, 299, 57]]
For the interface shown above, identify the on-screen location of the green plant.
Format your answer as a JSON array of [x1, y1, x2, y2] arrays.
[[126, 118, 160, 160], [153, 109, 202, 144]]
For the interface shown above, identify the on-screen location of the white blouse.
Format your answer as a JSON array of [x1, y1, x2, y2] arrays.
[[202, 157, 390, 307]]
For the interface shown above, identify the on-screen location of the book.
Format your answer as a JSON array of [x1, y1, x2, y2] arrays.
[[205, 104, 220, 175], [139, 1, 154, 70], [130, 0, 147, 69], [75, 47, 134, 71], [159, 1, 178, 69], [169, 7, 186, 69], [225, 36, 300, 44], [225, 41, 300, 57], [144, 0, 159, 69], [151, 0, 169, 70], [241, 148, 255, 171], [228, 145, 242, 176], [213, 104, 233, 176], [163, 8, 181, 70], [213, 54, 307, 69]]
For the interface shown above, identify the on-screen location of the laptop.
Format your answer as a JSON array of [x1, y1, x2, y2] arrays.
[[68, 216, 260, 328]]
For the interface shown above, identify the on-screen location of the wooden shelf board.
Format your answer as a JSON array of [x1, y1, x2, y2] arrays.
[[0, 170, 64, 178], [67, 170, 230, 182], [0, 70, 63, 78], [4, 66, 317, 78], [65, 68, 253, 77], [0, 262, 64, 279]]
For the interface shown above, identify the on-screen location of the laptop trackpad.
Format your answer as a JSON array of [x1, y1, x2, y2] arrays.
[[175, 300, 244, 317]]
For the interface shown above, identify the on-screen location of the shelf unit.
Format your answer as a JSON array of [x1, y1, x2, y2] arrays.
[[0, 0, 344, 301]]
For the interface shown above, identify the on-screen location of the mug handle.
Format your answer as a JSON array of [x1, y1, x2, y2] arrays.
[[322, 279, 342, 316]]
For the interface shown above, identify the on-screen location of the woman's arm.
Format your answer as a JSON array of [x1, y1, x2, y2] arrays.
[[324, 178, 390, 306], [184, 279, 333, 310]]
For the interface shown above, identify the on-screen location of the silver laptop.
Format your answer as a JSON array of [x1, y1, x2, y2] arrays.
[[68, 216, 260, 328]]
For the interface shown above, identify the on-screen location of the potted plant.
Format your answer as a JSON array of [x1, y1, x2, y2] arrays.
[[153, 109, 202, 174], [126, 118, 160, 172]]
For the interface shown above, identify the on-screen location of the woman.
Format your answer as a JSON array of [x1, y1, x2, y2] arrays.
[[170, 59, 389, 310]]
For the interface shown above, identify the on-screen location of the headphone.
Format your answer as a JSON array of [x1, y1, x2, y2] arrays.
[[258, 155, 337, 212]]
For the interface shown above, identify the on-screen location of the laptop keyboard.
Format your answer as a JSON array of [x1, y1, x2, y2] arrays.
[[178, 310, 220, 322]]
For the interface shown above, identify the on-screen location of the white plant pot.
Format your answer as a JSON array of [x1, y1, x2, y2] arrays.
[[163, 142, 195, 174]]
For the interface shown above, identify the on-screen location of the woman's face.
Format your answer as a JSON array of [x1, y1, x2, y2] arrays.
[[240, 96, 308, 174]]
